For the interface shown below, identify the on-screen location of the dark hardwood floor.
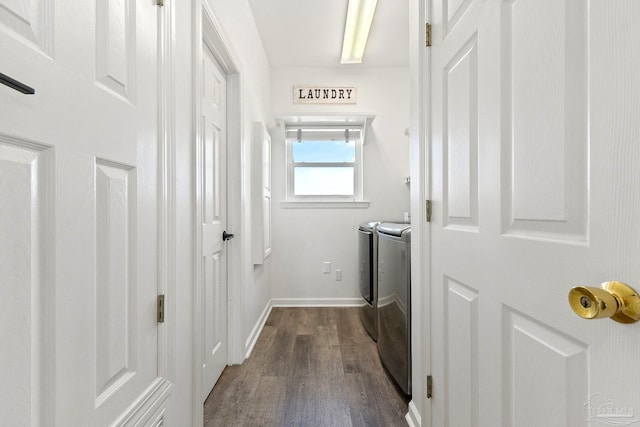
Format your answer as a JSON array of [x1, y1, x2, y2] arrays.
[[204, 307, 410, 427]]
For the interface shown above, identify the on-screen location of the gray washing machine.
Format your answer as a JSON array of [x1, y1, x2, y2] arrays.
[[358, 221, 381, 341], [376, 222, 411, 395]]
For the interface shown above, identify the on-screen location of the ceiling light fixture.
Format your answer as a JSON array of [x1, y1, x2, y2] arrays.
[[340, 0, 378, 64]]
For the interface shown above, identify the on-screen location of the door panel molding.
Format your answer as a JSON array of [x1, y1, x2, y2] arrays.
[[96, 0, 137, 102], [500, 0, 588, 243], [443, 33, 479, 231], [94, 158, 137, 408], [443, 276, 479, 427], [502, 307, 588, 426], [0, 133, 55, 427], [0, 0, 54, 56]]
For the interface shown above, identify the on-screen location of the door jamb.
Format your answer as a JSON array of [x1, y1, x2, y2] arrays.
[[158, 0, 176, 387], [408, 0, 432, 425], [192, 2, 244, 425]]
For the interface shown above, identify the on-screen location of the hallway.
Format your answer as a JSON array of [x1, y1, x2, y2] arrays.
[[204, 307, 409, 426]]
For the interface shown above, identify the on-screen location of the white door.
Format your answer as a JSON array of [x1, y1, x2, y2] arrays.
[[0, 1, 170, 426], [429, 1, 640, 426], [201, 46, 229, 400]]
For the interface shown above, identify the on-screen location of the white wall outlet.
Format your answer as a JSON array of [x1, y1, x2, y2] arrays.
[[322, 262, 331, 274], [335, 269, 342, 281]]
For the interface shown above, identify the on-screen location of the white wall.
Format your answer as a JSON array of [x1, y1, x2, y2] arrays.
[[169, 0, 272, 424], [270, 67, 410, 302]]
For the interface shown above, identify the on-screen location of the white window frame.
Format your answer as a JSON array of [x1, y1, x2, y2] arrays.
[[284, 125, 367, 207]]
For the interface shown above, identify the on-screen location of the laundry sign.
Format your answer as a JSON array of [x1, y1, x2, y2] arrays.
[[293, 85, 357, 104]]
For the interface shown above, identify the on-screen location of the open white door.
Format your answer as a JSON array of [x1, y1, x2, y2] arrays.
[[200, 45, 229, 401], [0, 1, 171, 425], [429, 1, 640, 426]]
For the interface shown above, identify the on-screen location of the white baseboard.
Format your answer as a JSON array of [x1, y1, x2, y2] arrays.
[[405, 400, 422, 427], [244, 300, 273, 359], [271, 297, 363, 307]]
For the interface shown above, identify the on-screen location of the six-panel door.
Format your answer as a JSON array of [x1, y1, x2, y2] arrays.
[[0, 0, 170, 425], [430, 0, 640, 426]]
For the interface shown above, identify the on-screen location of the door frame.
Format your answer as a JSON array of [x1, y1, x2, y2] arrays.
[[158, 0, 176, 387], [408, 0, 432, 425], [192, 2, 244, 425]]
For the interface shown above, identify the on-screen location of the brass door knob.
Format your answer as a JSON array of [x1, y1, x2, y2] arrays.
[[568, 281, 640, 324]]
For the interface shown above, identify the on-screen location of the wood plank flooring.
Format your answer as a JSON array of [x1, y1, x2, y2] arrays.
[[204, 307, 410, 427]]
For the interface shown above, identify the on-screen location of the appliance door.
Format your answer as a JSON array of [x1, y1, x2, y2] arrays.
[[358, 229, 373, 304]]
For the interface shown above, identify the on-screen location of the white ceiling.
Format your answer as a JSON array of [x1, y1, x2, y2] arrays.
[[247, 0, 409, 68]]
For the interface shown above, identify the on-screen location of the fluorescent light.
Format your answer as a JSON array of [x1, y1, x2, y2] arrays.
[[341, 0, 378, 64]]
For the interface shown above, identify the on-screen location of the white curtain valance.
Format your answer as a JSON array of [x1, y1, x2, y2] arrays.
[[285, 125, 363, 142]]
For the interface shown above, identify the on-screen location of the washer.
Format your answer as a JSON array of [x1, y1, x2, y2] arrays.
[[358, 221, 381, 341], [376, 222, 411, 395]]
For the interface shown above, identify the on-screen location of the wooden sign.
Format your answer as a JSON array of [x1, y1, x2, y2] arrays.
[[293, 85, 357, 104]]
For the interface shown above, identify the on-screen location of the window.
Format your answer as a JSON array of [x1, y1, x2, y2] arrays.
[[285, 125, 365, 205]]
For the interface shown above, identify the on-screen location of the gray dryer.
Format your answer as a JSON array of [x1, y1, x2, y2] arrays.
[[376, 222, 411, 395]]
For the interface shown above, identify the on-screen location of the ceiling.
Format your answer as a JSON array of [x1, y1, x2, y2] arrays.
[[247, 0, 409, 68]]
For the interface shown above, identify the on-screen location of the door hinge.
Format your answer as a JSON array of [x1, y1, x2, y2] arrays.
[[425, 23, 432, 47], [156, 0, 164, 6], [426, 200, 432, 222], [427, 375, 433, 398], [157, 295, 165, 323]]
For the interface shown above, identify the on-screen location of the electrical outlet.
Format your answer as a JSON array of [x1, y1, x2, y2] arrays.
[[335, 269, 342, 281], [322, 262, 331, 274]]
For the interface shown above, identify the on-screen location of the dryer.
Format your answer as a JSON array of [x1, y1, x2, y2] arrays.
[[376, 222, 411, 395]]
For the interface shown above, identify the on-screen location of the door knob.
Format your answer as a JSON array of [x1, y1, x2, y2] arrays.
[[568, 281, 640, 324], [222, 231, 235, 241]]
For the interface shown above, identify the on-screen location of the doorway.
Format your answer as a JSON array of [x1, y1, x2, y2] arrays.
[[193, 4, 244, 426]]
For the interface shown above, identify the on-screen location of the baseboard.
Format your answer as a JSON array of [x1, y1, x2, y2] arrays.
[[271, 297, 363, 307], [405, 400, 422, 427], [244, 299, 273, 360]]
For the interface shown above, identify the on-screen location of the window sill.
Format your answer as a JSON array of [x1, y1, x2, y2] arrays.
[[280, 201, 370, 209]]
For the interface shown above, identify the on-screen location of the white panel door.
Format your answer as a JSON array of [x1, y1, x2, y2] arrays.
[[0, 0, 170, 425], [429, 1, 640, 426], [201, 46, 228, 400]]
